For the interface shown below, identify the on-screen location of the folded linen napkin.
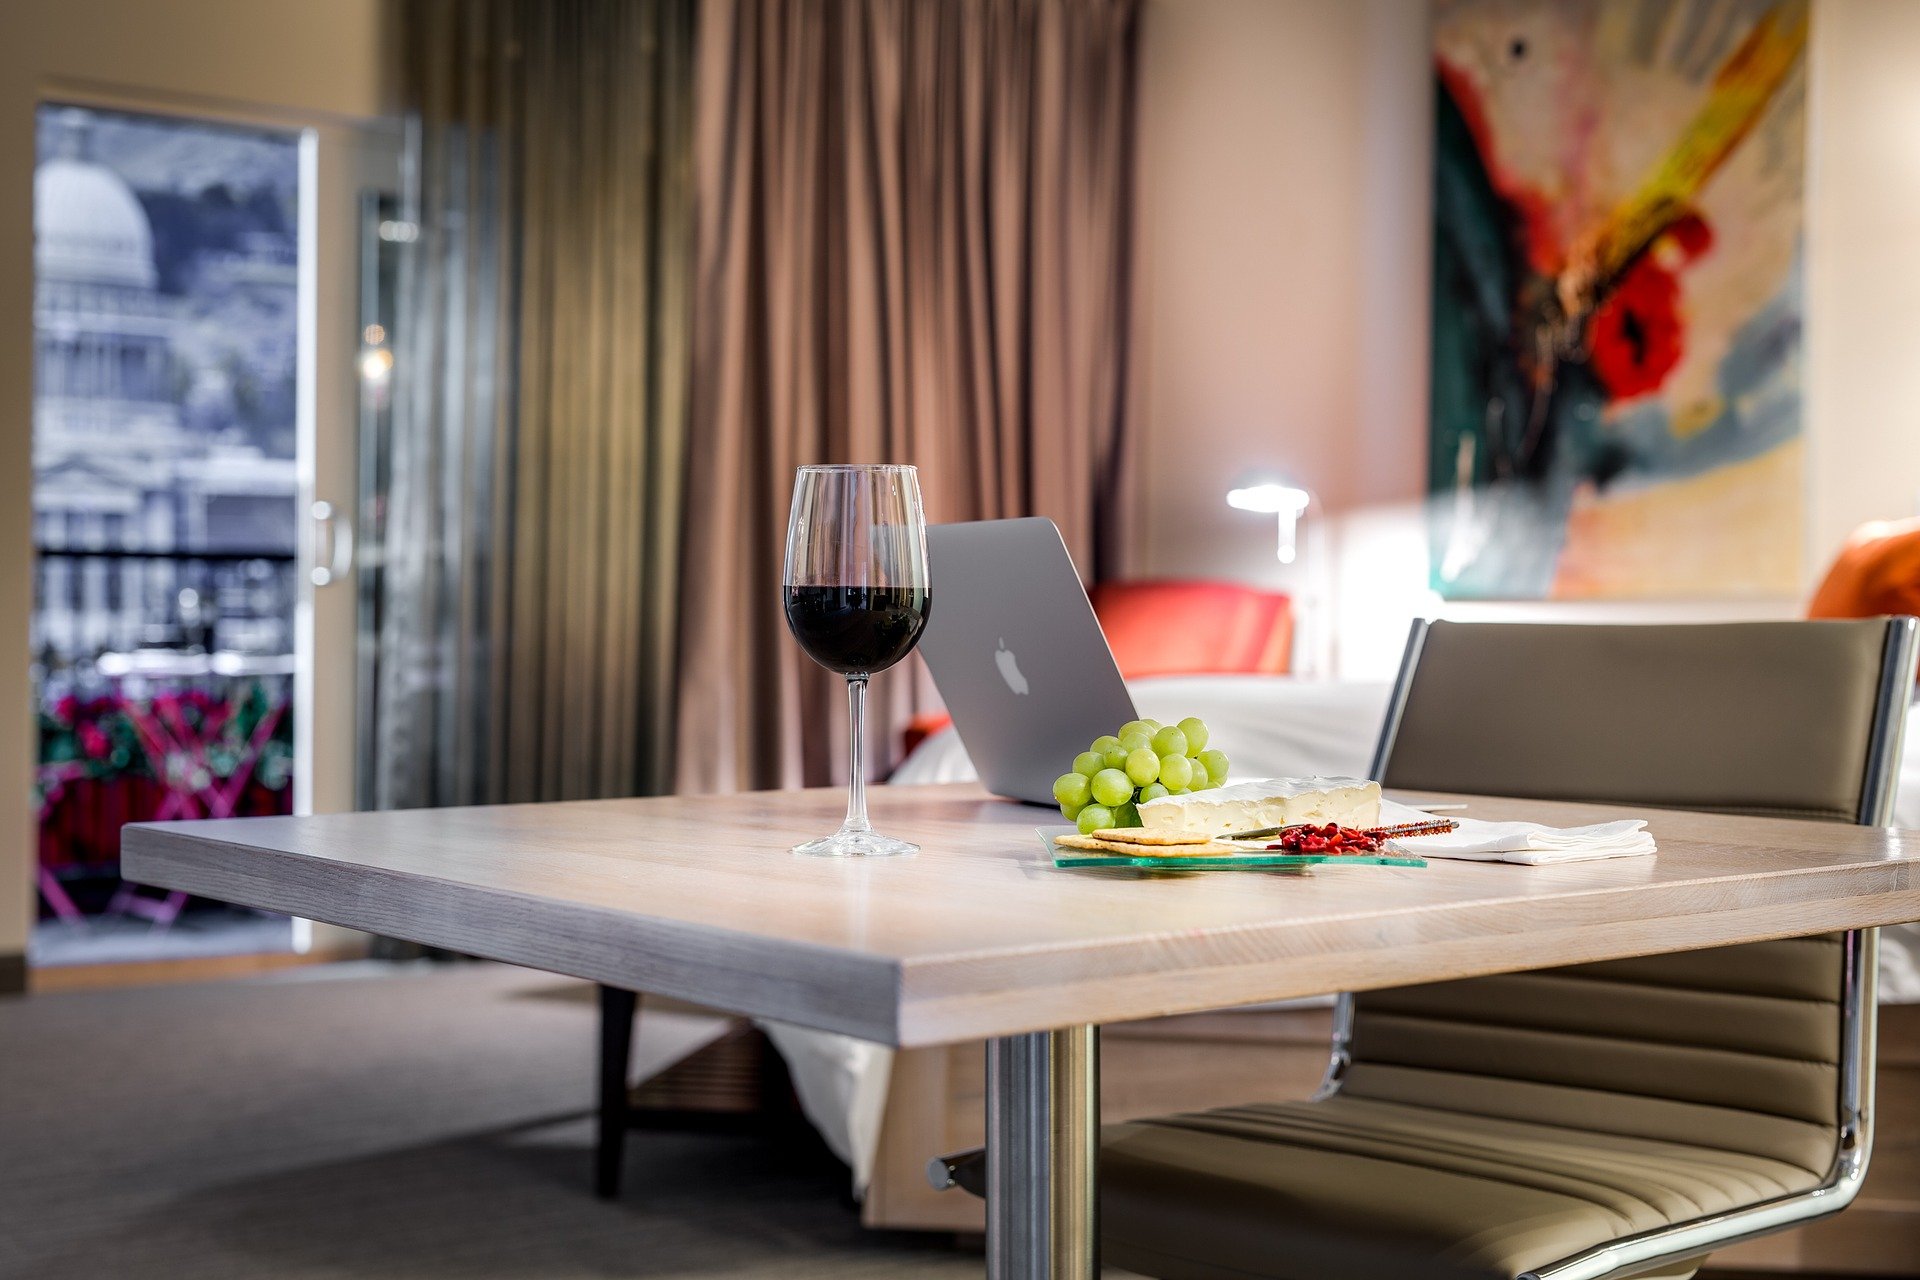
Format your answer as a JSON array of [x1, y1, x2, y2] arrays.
[[1376, 799, 1656, 865]]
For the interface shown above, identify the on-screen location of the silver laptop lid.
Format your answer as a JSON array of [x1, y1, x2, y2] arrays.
[[918, 518, 1135, 804]]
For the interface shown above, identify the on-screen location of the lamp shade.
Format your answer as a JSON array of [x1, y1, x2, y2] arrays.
[[1225, 483, 1311, 562]]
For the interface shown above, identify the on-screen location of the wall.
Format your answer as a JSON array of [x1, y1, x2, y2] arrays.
[[0, 0, 399, 977], [1805, 0, 1920, 563], [1134, 0, 1389, 587], [1131, 0, 1920, 678], [1129, 0, 1432, 675]]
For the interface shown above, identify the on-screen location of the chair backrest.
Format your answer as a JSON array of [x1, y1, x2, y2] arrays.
[[1346, 618, 1914, 1183], [1375, 619, 1907, 821], [1089, 580, 1292, 678]]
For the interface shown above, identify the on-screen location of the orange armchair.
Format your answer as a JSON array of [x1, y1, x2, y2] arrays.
[[1809, 517, 1920, 621]]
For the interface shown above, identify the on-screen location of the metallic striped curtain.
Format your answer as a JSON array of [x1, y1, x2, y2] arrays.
[[377, 0, 695, 808]]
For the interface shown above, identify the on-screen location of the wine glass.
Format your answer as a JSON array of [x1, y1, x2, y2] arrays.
[[783, 465, 932, 857]]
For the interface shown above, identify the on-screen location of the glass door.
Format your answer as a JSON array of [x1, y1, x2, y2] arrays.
[[29, 102, 397, 970], [31, 104, 301, 966]]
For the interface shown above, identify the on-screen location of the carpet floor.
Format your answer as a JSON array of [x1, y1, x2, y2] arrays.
[[0, 961, 1795, 1280], [0, 961, 981, 1279]]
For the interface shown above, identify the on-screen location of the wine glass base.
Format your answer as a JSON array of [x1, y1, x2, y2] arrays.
[[791, 829, 920, 858]]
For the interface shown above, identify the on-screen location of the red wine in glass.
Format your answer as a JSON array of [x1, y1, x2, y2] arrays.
[[783, 584, 931, 676]]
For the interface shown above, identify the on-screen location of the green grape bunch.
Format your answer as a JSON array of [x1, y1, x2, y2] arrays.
[[1052, 717, 1229, 833]]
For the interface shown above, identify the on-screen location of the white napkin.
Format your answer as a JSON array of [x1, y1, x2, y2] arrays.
[[1376, 800, 1656, 865]]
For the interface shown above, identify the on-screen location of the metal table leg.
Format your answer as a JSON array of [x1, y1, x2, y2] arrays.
[[987, 1025, 1099, 1279]]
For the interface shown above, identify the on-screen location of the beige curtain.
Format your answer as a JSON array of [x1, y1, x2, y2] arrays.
[[677, 0, 1141, 794], [378, 0, 695, 808]]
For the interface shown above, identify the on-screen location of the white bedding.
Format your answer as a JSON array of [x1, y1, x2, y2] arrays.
[[772, 674, 1920, 1192]]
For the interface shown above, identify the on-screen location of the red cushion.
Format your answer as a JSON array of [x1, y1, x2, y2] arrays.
[[901, 711, 953, 758], [1088, 580, 1293, 679], [1809, 518, 1920, 620]]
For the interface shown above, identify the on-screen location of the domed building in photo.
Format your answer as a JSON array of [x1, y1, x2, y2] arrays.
[[33, 110, 186, 448], [31, 107, 297, 660], [32, 110, 189, 657]]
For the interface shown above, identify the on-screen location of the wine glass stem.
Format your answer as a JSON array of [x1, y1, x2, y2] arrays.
[[843, 675, 872, 834]]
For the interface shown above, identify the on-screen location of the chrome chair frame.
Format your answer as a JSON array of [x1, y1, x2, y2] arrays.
[[1316, 616, 1918, 1280]]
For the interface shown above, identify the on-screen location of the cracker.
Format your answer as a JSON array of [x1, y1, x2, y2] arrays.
[[1056, 833, 1238, 857], [1089, 828, 1211, 845]]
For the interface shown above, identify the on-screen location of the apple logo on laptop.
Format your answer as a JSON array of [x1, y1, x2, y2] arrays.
[[995, 638, 1030, 696]]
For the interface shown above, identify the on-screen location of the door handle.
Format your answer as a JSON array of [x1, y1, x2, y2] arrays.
[[310, 500, 355, 586]]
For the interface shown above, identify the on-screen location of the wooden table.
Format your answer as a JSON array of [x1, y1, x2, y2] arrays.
[[123, 783, 1920, 1279]]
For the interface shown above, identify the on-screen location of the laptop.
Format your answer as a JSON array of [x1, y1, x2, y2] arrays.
[[918, 518, 1136, 804]]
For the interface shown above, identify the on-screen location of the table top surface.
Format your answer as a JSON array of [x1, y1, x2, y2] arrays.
[[123, 783, 1920, 1046]]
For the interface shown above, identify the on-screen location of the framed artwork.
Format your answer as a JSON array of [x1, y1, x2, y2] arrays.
[[1428, 0, 1809, 599]]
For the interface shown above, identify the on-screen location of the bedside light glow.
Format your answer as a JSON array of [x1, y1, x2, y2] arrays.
[[1226, 483, 1311, 563]]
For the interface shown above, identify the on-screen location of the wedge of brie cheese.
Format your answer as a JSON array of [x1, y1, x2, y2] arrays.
[[1138, 776, 1381, 837]]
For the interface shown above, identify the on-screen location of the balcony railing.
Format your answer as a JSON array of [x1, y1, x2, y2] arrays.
[[33, 546, 298, 920]]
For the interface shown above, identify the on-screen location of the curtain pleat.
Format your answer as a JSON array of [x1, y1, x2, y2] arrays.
[[676, 0, 1140, 795], [379, 0, 695, 809]]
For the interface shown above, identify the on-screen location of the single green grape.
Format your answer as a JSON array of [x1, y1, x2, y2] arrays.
[[1197, 748, 1230, 786], [1113, 800, 1140, 827], [1158, 753, 1194, 792], [1118, 728, 1152, 754], [1076, 804, 1114, 835], [1090, 735, 1122, 757], [1054, 772, 1092, 809], [1072, 751, 1104, 778], [1059, 799, 1084, 821], [1139, 781, 1169, 803], [1124, 747, 1160, 787], [1102, 747, 1131, 770], [1118, 720, 1153, 739], [1151, 725, 1188, 758], [1090, 768, 1134, 808], [1178, 717, 1209, 753]]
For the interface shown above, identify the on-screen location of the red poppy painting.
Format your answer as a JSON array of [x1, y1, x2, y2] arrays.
[[1428, 0, 1808, 599]]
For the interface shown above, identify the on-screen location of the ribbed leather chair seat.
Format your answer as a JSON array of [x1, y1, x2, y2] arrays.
[[1101, 621, 1908, 1280], [1105, 1094, 1821, 1280], [1105, 939, 1844, 1280]]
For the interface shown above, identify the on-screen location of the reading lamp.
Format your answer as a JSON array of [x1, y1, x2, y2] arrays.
[[1226, 482, 1312, 563]]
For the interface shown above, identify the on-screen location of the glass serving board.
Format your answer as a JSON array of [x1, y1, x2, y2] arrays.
[[1040, 828, 1426, 872]]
